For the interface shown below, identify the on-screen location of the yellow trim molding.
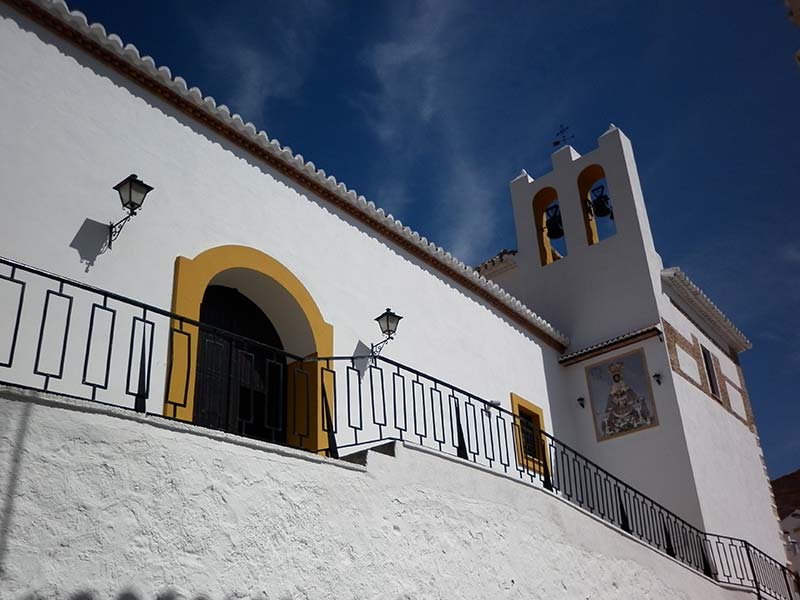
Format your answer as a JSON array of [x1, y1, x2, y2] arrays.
[[510, 392, 550, 475], [577, 164, 604, 246], [164, 245, 334, 452], [532, 187, 561, 266]]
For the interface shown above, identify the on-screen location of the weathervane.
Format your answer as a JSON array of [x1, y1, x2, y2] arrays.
[[552, 124, 574, 148]]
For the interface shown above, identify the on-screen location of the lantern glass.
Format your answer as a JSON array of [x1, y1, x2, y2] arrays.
[[375, 308, 402, 337], [114, 174, 153, 214]]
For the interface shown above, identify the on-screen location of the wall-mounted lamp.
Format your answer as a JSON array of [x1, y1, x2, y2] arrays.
[[652, 373, 662, 386], [577, 396, 585, 409], [370, 308, 403, 358], [108, 174, 154, 248]]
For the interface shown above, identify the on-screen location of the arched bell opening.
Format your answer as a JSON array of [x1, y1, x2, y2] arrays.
[[533, 186, 567, 266], [165, 246, 334, 454], [578, 164, 616, 245]]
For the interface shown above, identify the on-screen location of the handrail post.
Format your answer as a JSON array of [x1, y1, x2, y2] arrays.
[[744, 542, 762, 600], [134, 309, 149, 413]]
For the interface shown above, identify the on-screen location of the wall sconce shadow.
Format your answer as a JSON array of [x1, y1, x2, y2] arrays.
[[351, 340, 372, 380], [69, 217, 112, 271]]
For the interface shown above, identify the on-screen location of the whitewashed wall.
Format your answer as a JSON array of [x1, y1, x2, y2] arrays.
[[658, 297, 786, 561], [0, 7, 555, 432], [671, 374, 786, 561], [0, 389, 757, 600], [551, 337, 706, 529]]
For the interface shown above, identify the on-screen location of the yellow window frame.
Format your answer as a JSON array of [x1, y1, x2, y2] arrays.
[[510, 392, 550, 476]]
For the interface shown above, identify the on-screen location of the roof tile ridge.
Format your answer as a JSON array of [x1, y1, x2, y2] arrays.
[[28, 0, 569, 347], [661, 267, 751, 350]]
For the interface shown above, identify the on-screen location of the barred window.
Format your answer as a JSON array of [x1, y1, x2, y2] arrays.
[[519, 407, 544, 459], [511, 393, 549, 475]]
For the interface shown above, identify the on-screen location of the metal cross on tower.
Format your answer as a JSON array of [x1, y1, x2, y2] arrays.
[[552, 124, 574, 147]]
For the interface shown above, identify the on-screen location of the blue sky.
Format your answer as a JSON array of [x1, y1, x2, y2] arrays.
[[64, 0, 799, 477]]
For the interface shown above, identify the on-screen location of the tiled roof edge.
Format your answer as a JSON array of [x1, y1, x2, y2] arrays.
[[559, 325, 662, 364], [661, 267, 751, 352], [11, 0, 569, 348], [475, 249, 518, 273]]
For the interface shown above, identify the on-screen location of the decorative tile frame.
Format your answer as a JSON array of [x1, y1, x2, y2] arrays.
[[585, 348, 659, 442]]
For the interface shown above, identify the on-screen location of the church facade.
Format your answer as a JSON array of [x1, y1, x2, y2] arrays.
[[0, 1, 796, 598]]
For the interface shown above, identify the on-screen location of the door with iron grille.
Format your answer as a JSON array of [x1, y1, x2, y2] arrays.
[[194, 285, 287, 443]]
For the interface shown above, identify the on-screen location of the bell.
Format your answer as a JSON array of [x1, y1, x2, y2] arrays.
[[590, 185, 612, 218], [545, 205, 564, 240]]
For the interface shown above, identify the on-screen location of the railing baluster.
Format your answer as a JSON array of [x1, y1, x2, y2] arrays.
[[0, 265, 25, 369]]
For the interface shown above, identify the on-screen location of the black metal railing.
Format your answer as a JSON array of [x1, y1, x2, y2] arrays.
[[323, 354, 799, 600], [0, 256, 324, 450], [0, 255, 797, 600]]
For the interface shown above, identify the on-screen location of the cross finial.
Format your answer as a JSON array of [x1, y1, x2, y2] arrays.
[[552, 124, 574, 148]]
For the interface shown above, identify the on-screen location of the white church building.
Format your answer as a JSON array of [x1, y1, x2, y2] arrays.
[[0, 1, 797, 599]]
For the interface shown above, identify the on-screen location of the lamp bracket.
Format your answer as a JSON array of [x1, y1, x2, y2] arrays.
[[108, 210, 137, 249], [370, 334, 394, 360]]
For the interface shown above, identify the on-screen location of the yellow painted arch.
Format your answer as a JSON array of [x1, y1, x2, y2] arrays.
[[164, 245, 334, 452]]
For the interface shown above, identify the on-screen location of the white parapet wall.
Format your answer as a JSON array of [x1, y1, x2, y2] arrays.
[[0, 388, 757, 600]]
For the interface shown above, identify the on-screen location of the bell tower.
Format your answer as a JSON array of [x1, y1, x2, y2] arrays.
[[480, 127, 787, 562], [485, 126, 665, 350]]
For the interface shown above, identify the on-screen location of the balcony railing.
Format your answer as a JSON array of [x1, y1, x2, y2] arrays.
[[0, 255, 797, 600]]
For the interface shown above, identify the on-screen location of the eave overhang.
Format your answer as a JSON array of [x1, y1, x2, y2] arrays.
[[661, 267, 751, 353]]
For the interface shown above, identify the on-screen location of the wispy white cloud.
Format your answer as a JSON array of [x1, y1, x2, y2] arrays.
[[672, 229, 800, 342], [358, 2, 592, 265], [374, 179, 413, 216], [191, 2, 331, 126], [780, 243, 800, 265], [437, 148, 497, 261], [359, 1, 503, 264], [219, 43, 280, 125], [363, 1, 453, 143]]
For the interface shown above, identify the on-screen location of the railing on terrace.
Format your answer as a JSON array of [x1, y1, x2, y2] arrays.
[[0, 255, 797, 600]]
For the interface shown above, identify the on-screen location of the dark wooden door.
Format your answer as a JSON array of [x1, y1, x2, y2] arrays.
[[194, 285, 287, 443]]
